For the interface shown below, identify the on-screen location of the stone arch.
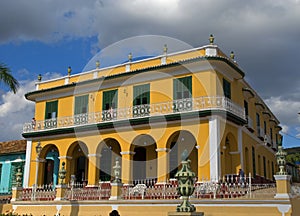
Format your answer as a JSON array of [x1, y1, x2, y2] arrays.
[[130, 134, 157, 181], [166, 130, 198, 179], [222, 132, 239, 175], [66, 141, 89, 184], [96, 138, 121, 182], [39, 144, 60, 187]]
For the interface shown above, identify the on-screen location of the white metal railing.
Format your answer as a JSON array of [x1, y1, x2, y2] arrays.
[[64, 182, 111, 201], [23, 96, 246, 133]]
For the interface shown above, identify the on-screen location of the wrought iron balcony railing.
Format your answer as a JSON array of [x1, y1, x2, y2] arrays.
[[23, 96, 246, 133]]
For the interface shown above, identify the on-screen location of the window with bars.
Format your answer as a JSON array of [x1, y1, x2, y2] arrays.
[[173, 76, 192, 112], [133, 84, 150, 117], [223, 78, 231, 99], [9, 162, 24, 191]]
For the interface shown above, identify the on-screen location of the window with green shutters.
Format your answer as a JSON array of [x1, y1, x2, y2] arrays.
[[173, 76, 192, 112], [102, 89, 118, 121], [223, 78, 231, 99], [45, 101, 58, 119], [44, 100, 58, 129], [133, 84, 150, 117], [74, 95, 89, 124]]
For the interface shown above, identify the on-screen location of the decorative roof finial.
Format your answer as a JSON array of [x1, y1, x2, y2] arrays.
[[37, 74, 42, 82], [163, 44, 168, 55], [96, 60, 100, 69], [209, 34, 215, 45], [68, 66, 72, 76], [128, 53, 132, 62], [230, 51, 235, 60]]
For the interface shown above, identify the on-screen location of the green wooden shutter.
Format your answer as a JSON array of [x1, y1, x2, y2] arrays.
[[45, 101, 58, 119], [133, 84, 150, 105], [223, 78, 231, 99], [74, 95, 89, 115], [103, 90, 118, 110], [173, 76, 192, 100]]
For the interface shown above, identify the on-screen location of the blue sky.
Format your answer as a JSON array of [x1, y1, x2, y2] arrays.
[[0, 0, 300, 148]]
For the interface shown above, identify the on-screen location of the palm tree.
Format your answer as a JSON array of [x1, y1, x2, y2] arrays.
[[0, 63, 19, 94]]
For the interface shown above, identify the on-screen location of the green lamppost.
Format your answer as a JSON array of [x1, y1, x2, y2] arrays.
[[276, 138, 287, 175]]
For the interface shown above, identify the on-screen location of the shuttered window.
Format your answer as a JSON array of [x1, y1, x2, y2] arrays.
[[45, 101, 58, 119], [74, 95, 89, 115], [223, 78, 231, 99], [133, 84, 150, 106], [173, 76, 192, 100], [102, 89, 118, 110]]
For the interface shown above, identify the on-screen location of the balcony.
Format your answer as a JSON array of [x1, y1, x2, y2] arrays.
[[23, 96, 246, 133]]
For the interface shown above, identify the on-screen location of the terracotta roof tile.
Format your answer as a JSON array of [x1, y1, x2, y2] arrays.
[[0, 140, 26, 155]]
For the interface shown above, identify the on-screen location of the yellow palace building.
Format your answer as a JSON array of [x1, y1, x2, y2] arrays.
[[22, 36, 281, 189]]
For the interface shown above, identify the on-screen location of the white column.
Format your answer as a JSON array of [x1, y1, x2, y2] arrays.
[[238, 127, 244, 170], [209, 116, 220, 181], [23, 140, 32, 187]]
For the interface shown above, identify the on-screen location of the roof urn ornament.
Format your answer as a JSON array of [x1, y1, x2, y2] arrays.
[[37, 74, 42, 82], [68, 66, 72, 76], [128, 53, 132, 62], [96, 60, 100, 69], [230, 51, 235, 60], [209, 34, 215, 45]]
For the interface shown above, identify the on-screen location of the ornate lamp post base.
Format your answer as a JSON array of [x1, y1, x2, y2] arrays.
[[176, 196, 196, 212], [168, 212, 204, 216]]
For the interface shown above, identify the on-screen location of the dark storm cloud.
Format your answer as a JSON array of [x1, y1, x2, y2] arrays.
[[0, 0, 300, 135]]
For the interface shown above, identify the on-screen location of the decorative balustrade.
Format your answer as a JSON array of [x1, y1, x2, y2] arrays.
[[14, 175, 280, 201], [23, 96, 246, 133], [64, 182, 111, 201], [19, 185, 56, 201]]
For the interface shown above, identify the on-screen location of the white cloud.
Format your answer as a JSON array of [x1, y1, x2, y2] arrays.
[[0, 71, 63, 141], [265, 96, 300, 126], [0, 80, 35, 141]]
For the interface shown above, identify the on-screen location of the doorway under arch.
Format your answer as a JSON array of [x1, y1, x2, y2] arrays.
[[166, 130, 198, 179], [67, 141, 89, 184], [97, 138, 121, 182], [39, 144, 60, 187], [130, 134, 157, 182]]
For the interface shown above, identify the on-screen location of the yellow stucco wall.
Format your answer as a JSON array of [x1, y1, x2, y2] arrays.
[[9, 199, 298, 216]]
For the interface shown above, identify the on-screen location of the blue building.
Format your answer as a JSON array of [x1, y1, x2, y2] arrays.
[[0, 140, 26, 195]]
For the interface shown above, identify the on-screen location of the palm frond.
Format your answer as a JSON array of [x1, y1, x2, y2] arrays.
[[0, 63, 19, 94]]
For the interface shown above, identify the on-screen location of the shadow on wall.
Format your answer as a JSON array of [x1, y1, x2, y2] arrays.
[[70, 200, 79, 216]]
